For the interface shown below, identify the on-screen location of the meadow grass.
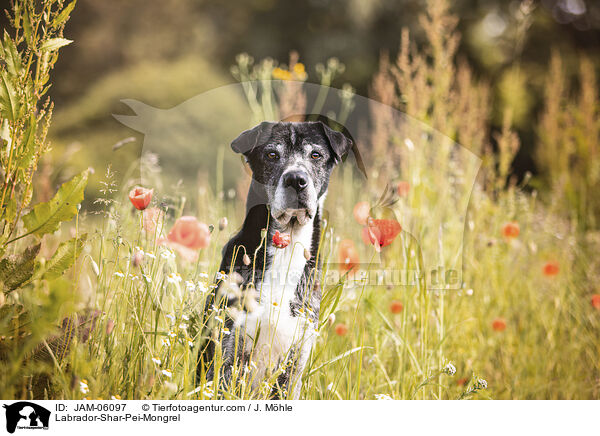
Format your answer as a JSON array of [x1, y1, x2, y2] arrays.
[[1, 0, 598, 400]]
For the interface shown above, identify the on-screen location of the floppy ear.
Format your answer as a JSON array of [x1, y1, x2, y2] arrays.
[[319, 121, 353, 162], [231, 121, 275, 155]]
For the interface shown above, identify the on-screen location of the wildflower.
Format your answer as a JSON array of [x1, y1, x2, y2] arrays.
[[185, 280, 196, 292], [165, 313, 176, 322], [215, 316, 224, 324], [168, 331, 177, 338], [443, 363, 456, 376], [199, 272, 209, 279], [161, 338, 171, 347], [114, 271, 125, 278], [128, 186, 153, 210], [161, 369, 173, 378], [273, 230, 291, 249], [374, 394, 393, 400], [166, 272, 182, 284], [179, 323, 188, 330], [542, 261, 560, 277], [272, 67, 293, 80], [160, 249, 176, 260], [389, 300, 404, 314], [79, 379, 90, 394], [243, 254, 251, 265], [197, 282, 208, 293], [152, 357, 162, 366], [334, 323, 348, 336], [218, 217, 228, 231], [338, 239, 359, 272], [142, 274, 152, 283], [466, 288, 474, 296], [188, 340, 194, 347], [361, 219, 402, 251], [502, 221, 520, 239], [143, 207, 162, 233], [475, 379, 488, 390], [326, 382, 334, 391], [353, 201, 370, 226], [492, 317, 507, 332], [111, 395, 122, 400], [160, 216, 211, 262], [216, 271, 227, 281], [182, 314, 189, 321], [591, 294, 600, 310], [145, 251, 156, 259], [222, 328, 231, 335], [397, 181, 410, 197]]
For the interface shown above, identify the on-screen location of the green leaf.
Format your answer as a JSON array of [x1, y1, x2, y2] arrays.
[[1, 30, 22, 76], [22, 169, 89, 238], [0, 70, 19, 121], [22, 10, 33, 44], [0, 243, 41, 292], [52, 0, 77, 29], [34, 234, 86, 281], [17, 113, 37, 173], [40, 38, 73, 52]]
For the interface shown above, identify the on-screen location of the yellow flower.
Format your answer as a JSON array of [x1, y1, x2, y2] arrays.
[[272, 67, 293, 81], [293, 63, 305, 74]]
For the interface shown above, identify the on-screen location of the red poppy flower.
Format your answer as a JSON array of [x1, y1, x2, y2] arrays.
[[492, 317, 506, 332], [128, 186, 153, 210], [389, 300, 404, 314], [272, 230, 291, 249], [167, 216, 211, 249], [502, 221, 520, 239], [591, 294, 600, 310], [338, 239, 359, 272], [397, 181, 410, 197], [334, 323, 348, 336], [542, 261, 560, 277], [361, 218, 402, 250], [353, 201, 370, 226]]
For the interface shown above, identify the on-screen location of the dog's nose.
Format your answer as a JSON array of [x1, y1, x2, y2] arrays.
[[283, 170, 309, 191]]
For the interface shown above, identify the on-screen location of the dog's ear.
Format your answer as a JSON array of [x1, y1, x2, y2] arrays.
[[318, 121, 353, 162], [231, 121, 275, 155]]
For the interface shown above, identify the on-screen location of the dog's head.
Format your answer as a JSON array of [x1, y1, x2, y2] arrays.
[[232, 121, 352, 227]]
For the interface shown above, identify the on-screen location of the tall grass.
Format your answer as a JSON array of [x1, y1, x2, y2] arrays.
[[1, 0, 598, 400]]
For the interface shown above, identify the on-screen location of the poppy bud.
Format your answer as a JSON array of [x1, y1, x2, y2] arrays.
[[219, 217, 228, 231]]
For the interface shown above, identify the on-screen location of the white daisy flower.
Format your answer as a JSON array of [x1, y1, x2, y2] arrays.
[[160, 249, 176, 260], [165, 314, 176, 322], [182, 314, 190, 321], [114, 271, 125, 278], [215, 271, 227, 281], [145, 251, 156, 259], [161, 369, 173, 378], [168, 331, 177, 338], [374, 393, 393, 400], [79, 380, 90, 394], [142, 274, 152, 283], [178, 323, 188, 330], [198, 272, 209, 279], [166, 272, 182, 284], [152, 357, 162, 366], [197, 282, 208, 293], [185, 280, 196, 292], [161, 338, 171, 347]]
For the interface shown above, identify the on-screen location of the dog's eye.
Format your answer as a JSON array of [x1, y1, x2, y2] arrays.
[[310, 151, 322, 160], [266, 151, 279, 160]]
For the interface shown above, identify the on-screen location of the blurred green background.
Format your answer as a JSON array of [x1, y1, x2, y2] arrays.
[[5, 0, 597, 199]]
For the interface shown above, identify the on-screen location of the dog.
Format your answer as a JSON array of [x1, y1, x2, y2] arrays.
[[200, 120, 353, 399]]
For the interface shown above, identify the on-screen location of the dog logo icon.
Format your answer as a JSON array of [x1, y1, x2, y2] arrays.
[[2, 402, 50, 433]]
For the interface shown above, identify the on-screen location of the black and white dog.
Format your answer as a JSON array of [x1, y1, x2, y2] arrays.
[[202, 121, 352, 399]]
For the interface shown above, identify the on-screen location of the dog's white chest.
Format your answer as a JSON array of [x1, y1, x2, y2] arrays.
[[236, 220, 316, 381]]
